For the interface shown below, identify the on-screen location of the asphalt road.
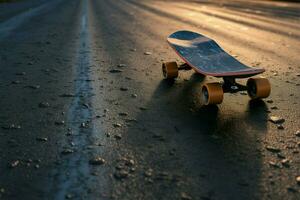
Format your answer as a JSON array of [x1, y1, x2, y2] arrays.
[[0, 0, 300, 199]]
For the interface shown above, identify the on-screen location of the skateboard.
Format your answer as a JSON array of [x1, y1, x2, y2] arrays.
[[162, 30, 271, 105]]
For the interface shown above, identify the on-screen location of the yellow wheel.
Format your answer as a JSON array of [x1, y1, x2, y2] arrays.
[[162, 62, 178, 79], [202, 83, 224, 105], [247, 78, 271, 99]]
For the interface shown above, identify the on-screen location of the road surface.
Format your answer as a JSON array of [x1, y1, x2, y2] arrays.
[[0, 0, 300, 199]]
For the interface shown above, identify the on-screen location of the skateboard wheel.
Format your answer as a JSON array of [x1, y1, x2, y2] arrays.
[[247, 78, 271, 99], [202, 83, 224, 105], [162, 62, 178, 79]]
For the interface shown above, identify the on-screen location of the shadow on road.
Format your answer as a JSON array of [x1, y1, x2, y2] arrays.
[[119, 72, 269, 199]]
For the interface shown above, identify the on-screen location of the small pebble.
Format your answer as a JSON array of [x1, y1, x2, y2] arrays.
[[181, 192, 192, 200], [2, 124, 21, 130], [114, 170, 129, 179], [89, 157, 105, 165], [80, 122, 87, 128], [281, 159, 290, 167], [269, 161, 281, 168], [118, 112, 128, 116], [55, 121, 65, 125], [277, 153, 286, 159], [9, 160, 20, 168], [39, 102, 50, 108], [120, 87, 128, 91], [144, 169, 153, 177], [60, 93, 75, 97], [82, 103, 89, 108], [277, 124, 284, 130], [11, 80, 20, 84], [114, 134, 122, 140], [61, 149, 74, 155], [266, 146, 281, 153], [65, 194, 73, 199], [113, 123, 122, 128], [269, 116, 285, 124], [25, 85, 40, 89], [139, 107, 147, 111], [117, 64, 127, 67], [36, 137, 48, 142], [109, 69, 122, 73]]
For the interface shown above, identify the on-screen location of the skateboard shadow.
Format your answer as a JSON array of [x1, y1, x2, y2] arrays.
[[122, 74, 268, 199], [245, 99, 269, 130]]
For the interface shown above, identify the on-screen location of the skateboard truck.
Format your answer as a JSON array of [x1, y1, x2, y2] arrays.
[[178, 63, 192, 71], [221, 77, 247, 93]]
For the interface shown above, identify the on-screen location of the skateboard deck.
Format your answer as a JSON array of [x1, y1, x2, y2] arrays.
[[167, 30, 265, 77]]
